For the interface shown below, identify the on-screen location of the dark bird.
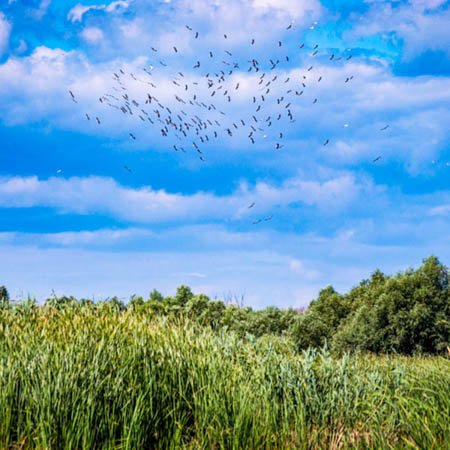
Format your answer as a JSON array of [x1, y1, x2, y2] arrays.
[[380, 125, 390, 131], [265, 215, 274, 221], [129, 133, 136, 140], [346, 55, 352, 60], [124, 165, 132, 173], [85, 113, 90, 120], [96, 117, 101, 124], [195, 32, 199, 38], [275, 143, 284, 150], [225, 50, 232, 56], [209, 51, 213, 58], [151, 47, 157, 52], [199, 156, 206, 162], [313, 98, 318, 104], [330, 54, 335, 60], [251, 39, 255, 45], [253, 219, 262, 225], [286, 24, 293, 30], [373, 156, 382, 163], [308, 66, 313, 71], [318, 76, 322, 82], [69, 90, 77, 103], [299, 43, 305, 48], [186, 25, 192, 31], [248, 202, 256, 209], [278, 41, 282, 47]]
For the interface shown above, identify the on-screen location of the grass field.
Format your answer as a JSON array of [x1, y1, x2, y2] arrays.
[[0, 303, 449, 449]]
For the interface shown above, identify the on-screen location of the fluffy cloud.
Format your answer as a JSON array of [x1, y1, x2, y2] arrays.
[[81, 26, 104, 44], [0, 172, 371, 223], [68, 1, 131, 23], [0, 42, 449, 175], [351, 1, 450, 59], [0, 12, 11, 55]]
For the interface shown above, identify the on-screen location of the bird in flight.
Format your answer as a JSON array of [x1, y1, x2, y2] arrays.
[[69, 91, 77, 103], [380, 125, 390, 131], [373, 156, 382, 163], [69, 21, 359, 175]]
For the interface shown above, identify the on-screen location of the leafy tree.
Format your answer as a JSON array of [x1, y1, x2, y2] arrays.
[[175, 285, 194, 305], [148, 289, 164, 303], [291, 286, 349, 349], [129, 294, 145, 309], [333, 257, 450, 355], [0, 285, 9, 308]]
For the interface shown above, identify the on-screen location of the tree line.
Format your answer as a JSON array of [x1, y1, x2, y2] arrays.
[[1, 256, 449, 355]]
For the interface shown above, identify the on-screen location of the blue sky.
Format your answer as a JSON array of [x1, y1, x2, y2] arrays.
[[0, 0, 450, 307]]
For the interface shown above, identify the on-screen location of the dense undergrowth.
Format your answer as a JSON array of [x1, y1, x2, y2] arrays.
[[0, 304, 449, 449], [0, 256, 449, 448]]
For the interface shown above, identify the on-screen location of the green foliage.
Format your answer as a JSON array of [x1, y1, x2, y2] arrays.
[[332, 256, 450, 355], [0, 307, 449, 449], [175, 285, 194, 305], [0, 285, 9, 309], [290, 256, 450, 355], [291, 286, 348, 349], [148, 288, 164, 302]]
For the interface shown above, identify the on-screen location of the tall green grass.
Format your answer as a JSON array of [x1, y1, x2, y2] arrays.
[[0, 303, 449, 449]]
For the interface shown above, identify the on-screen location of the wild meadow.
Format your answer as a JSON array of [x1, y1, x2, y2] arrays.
[[1, 257, 449, 448], [0, 301, 449, 449]]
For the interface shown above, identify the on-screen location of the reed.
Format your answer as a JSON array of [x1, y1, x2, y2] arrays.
[[0, 303, 449, 449]]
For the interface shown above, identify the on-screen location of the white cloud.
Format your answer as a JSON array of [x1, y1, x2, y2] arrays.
[[429, 204, 450, 216], [0, 12, 11, 55], [1, 43, 449, 174], [31, 0, 52, 20], [68, 1, 130, 23], [251, 0, 321, 21], [0, 173, 372, 223], [81, 26, 104, 44], [351, 1, 450, 59]]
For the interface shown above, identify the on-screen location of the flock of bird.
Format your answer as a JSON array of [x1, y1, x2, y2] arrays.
[[69, 22, 390, 224]]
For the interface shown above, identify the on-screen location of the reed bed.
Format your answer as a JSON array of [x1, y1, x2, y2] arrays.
[[0, 303, 449, 449]]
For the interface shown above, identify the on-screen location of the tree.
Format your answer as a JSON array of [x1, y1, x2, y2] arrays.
[[332, 257, 450, 355], [175, 285, 194, 305], [148, 289, 164, 303], [291, 286, 349, 350], [0, 285, 9, 308]]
